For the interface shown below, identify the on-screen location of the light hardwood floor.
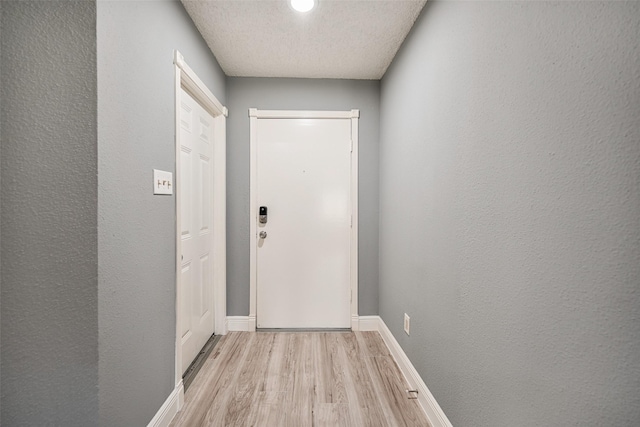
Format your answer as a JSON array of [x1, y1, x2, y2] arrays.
[[170, 331, 430, 427]]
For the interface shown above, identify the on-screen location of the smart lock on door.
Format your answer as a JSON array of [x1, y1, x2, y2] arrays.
[[259, 206, 268, 224]]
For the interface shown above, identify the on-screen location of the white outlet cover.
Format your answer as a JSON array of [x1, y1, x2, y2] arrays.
[[404, 313, 410, 335], [153, 169, 173, 195]]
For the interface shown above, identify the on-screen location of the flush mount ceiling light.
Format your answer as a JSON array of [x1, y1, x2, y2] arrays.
[[290, 0, 315, 13]]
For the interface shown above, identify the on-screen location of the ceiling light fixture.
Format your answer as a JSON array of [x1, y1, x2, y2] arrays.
[[290, 0, 315, 13]]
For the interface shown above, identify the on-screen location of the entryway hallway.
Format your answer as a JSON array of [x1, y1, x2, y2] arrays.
[[170, 331, 429, 426]]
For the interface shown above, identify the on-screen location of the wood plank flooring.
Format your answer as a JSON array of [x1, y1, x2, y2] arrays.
[[170, 331, 430, 427]]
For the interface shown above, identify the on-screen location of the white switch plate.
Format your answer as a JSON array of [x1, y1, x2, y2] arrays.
[[153, 169, 173, 195]]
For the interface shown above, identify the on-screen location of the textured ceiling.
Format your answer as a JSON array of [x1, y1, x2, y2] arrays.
[[181, 0, 427, 80]]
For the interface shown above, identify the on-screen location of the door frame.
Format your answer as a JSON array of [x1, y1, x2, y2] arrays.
[[174, 50, 227, 391], [248, 109, 359, 331]]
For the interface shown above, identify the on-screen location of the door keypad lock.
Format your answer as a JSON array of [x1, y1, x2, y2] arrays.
[[259, 206, 268, 224]]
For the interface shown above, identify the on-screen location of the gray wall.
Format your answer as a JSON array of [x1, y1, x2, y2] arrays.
[[97, 0, 226, 425], [0, 0, 3, 420], [1, 2, 98, 425], [379, 2, 640, 426], [226, 77, 380, 316]]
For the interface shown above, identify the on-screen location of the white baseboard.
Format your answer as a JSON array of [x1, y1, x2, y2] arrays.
[[226, 316, 252, 331], [375, 316, 453, 427], [357, 315, 381, 331], [147, 381, 184, 427]]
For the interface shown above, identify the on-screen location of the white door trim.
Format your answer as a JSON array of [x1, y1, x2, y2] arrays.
[[249, 109, 359, 119], [248, 108, 359, 331], [174, 50, 227, 392]]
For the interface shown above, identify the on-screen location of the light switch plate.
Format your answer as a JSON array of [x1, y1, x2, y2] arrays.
[[153, 169, 173, 195]]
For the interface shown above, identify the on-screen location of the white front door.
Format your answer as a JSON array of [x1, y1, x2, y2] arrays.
[[179, 86, 214, 373], [255, 117, 353, 329]]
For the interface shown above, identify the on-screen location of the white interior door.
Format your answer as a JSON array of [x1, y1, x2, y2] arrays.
[[256, 117, 352, 329], [179, 86, 214, 373]]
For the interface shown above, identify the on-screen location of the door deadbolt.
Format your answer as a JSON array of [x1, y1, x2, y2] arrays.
[[259, 206, 268, 224]]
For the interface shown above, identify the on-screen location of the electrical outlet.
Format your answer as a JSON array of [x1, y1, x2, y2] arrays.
[[404, 313, 410, 335]]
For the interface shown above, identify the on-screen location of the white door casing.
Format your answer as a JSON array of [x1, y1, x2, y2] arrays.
[[174, 51, 227, 389], [249, 109, 359, 330]]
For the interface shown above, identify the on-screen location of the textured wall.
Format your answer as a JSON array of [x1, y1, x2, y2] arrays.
[[1, 2, 98, 425], [96, 0, 226, 425], [226, 77, 380, 316], [0, 0, 4, 420], [0, 0, 3, 420], [379, 1, 640, 426]]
